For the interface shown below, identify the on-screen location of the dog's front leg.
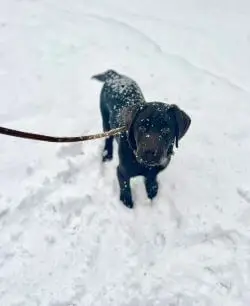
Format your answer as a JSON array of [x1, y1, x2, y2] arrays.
[[116, 166, 133, 209], [145, 173, 159, 200]]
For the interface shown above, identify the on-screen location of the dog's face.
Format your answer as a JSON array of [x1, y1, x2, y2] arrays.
[[122, 102, 191, 167]]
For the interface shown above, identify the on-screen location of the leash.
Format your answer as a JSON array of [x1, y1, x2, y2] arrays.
[[0, 125, 126, 143]]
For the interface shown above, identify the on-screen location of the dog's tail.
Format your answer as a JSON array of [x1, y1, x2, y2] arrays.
[[91, 69, 120, 82]]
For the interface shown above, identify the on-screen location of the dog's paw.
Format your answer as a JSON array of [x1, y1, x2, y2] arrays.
[[102, 150, 113, 162], [145, 180, 159, 200], [120, 193, 134, 209], [102, 155, 113, 162]]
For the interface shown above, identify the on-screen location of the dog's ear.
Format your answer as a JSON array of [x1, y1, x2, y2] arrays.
[[120, 105, 139, 129], [120, 105, 142, 150], [168, 104, 191, 148]]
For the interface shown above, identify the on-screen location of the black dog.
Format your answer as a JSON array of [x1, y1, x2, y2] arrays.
[[92, 70, 191, 208]]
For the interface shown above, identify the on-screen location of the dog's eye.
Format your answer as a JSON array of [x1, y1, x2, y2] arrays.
[[139, 126, 147, 133], [161, 128, 170, 135]]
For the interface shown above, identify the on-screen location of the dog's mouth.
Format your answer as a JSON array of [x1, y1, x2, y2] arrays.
[[134, 151, 167, 167], [134, 145, 173, 168], [139, 159, 159, 167]]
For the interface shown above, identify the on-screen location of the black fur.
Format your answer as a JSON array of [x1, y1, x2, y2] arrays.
[[92, 70, 191, 208]]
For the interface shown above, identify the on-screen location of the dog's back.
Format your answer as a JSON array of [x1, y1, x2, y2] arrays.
[[92, 70, 145, 129]]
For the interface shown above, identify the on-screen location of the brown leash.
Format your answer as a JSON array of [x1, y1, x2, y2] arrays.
[[0, 125, 126, 143]]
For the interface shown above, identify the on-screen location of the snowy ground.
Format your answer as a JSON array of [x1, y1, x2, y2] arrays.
[[0, 0, 250, 305]]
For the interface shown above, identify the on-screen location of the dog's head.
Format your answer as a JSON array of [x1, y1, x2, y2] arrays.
[[121, 102, 191, 167]]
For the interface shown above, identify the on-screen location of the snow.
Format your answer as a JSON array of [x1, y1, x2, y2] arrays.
[[0, 0, 250, 305]]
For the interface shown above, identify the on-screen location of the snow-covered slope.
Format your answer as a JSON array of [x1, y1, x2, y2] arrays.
[[0, 0, 250, 305]]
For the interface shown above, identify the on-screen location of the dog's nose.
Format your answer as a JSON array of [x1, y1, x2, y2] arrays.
[[143, 150, 156, 162]]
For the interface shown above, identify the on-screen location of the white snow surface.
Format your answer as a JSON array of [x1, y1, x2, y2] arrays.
[[0, 0, 250, 305]]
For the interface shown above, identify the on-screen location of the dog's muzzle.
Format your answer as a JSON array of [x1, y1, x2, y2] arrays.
[[134, 142, 174, 168], [134, 149, 166, 167]]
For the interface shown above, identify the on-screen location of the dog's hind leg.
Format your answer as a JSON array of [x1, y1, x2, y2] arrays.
[[100, 103, 114, 162]]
